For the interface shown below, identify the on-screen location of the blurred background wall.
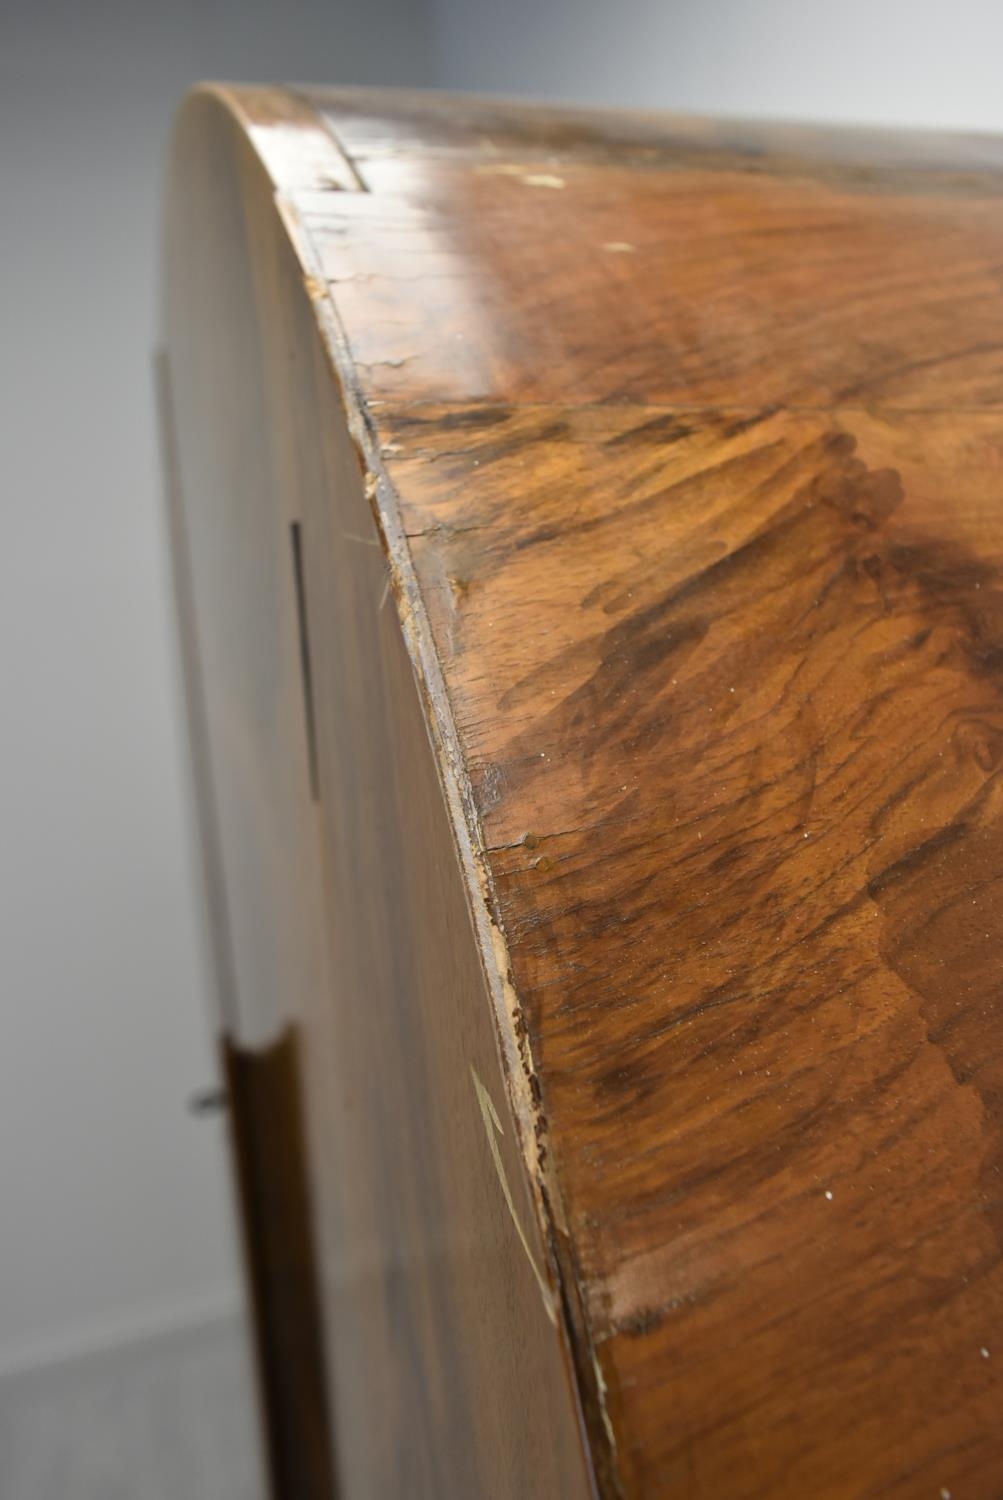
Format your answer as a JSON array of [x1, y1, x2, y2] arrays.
[[432, 0, 1003, 129], [3, 0, 1003, 1411]]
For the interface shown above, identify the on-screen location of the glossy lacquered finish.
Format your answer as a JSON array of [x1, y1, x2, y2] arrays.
[[164, 84, 1003, 1500]]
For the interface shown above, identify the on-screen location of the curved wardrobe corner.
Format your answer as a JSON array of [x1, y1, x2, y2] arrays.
[[160, 83, 1003, 1500]]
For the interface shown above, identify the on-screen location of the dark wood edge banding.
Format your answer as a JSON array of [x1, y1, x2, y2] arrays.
[[223, 1028, 338, 1500]]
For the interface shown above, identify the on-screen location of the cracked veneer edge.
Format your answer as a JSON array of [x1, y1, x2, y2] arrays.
[[281, 183, 575, 1254], [266, 116, 618, 1497]]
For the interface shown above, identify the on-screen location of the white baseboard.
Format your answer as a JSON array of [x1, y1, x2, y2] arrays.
[[0, 1285, 245, 1382]]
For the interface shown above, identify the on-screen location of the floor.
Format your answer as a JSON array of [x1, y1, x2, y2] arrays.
[[0, 1312, 265, 1500]]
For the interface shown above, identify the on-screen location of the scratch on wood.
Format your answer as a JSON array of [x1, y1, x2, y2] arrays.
[[592, 1348, 618, 1458], [471, 1064, 558, 1326]]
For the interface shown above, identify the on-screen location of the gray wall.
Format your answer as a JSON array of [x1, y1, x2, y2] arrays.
[[2, 0, 1000, 1374], [432, 0, 1003, 129], [0, 0, 434, 1371]]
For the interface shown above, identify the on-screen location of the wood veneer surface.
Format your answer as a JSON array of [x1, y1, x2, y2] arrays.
[[166, 84, 1003, 1499]]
